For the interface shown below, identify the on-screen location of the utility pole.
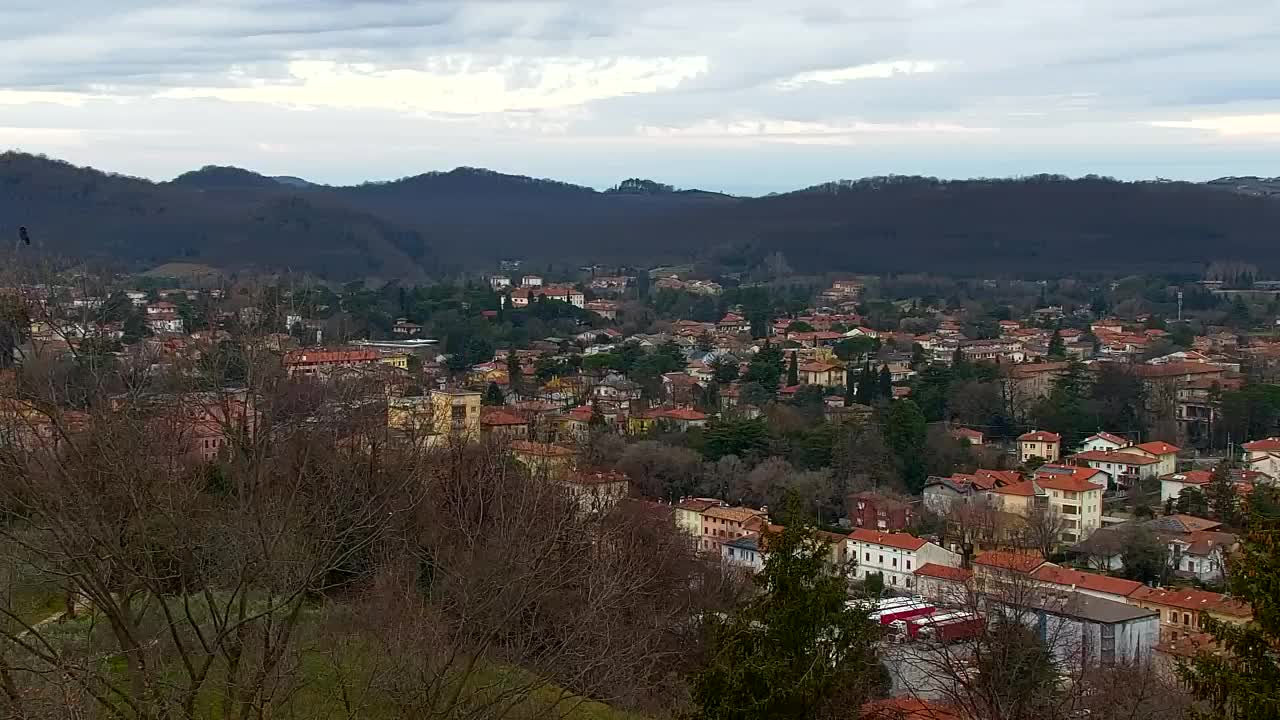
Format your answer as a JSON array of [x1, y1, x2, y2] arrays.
[[1177, 290, 1184, 322]]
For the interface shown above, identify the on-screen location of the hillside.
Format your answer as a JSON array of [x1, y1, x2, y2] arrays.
[[4, 153, 1280, 279]]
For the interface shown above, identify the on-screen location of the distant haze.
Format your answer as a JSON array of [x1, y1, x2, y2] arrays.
[[1, 1, 1279, 194]]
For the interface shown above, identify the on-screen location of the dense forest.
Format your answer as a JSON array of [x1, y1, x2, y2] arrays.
[[5, 152, 1280, 280]]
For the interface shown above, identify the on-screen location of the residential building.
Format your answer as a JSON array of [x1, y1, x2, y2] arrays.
[[700, 506, 768, 553], [999, 591, 1160, 667], [521, 275, 544, 288], [721, 534, 765, 571], [392, 319, 423, 336], [1003, 362, 1071, 412], [555, 470, 629, 514], [510, 440, 579, 478], [847, 491, 915, 532], [489, 275, 511, 290], [847, 529, 962, 591], [655, 407, 708, 431], [584, 299, 618, 320], [674, 498, 723, 537], [1243, 437, 1280, 479], [913, 563, 974, 606], [1018, 430, 1061, 463], [1080, 431, 1129, 453], [1128, 586, 1251, 643], [1029, 565, 1144, 604], [1033, 465, 1106, 544], [950, 427, 984, 446], [479, 406, 530, 439], [1128, 441, 1181, 477], [283, 348, 381, 378], [1072, 450, 1160, 489], [717, 313, 752, 334], [798, 361, 847, 387], [429, 389, 482, 440], [1159, 469, 1213, 504]]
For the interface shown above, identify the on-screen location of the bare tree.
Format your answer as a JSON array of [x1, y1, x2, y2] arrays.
[[1019, 504, 1068, 560]]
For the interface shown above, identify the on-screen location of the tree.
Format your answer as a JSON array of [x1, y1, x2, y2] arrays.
[[689, 518, 883, 720], [1120, 525, 1169, 584], [883, 399, 928, 493], [855, 360, 876, 405], [589, 399, 607, 429], [786, 351, 799, 387], [745, 343, 785, 390], [1176, 487, 1212, 518], [877, 364, 892, 399], [1179, 513, 1280, 719], [1207, 461, 1242, 527], [862, 571, 885, 597], [971, 615, 1061, 720], [1020, 504, 1068, 560], [1047, 329, 1066, 360], [909, 342, 927, 370], [482, 380, 505, 405], [710, 355, 740, 384], [506, 349, 523, 395]]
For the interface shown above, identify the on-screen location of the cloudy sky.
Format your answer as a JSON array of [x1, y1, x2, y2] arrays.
[[2, 0, 1278, 194]]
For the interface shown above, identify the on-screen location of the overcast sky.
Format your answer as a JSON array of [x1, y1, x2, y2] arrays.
[[2, 0, 1278, 194]]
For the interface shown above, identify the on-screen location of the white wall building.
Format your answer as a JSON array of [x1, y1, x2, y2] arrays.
[[848, 530, 962, 591]]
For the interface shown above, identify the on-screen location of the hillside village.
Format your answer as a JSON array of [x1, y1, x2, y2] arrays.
[[5, 263, 1280, 712]]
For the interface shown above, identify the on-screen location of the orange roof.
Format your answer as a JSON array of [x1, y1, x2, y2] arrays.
[[1134, 362, 1224, 379], [914, 563, 973, 582], [563, 470, 629, 486], [974, 551, 1046, 574], [1073, 450, 1159, 465], [951, 427, 984, 441], [1160, 470, 1213, 485], [848, 529, 928, 551], [1134, 440, 1181, 455], [798, 361, 842, 373], [283, 348, 380, 365], [861, 698, 959, 720], [480, 407, 528, 426], [977, 469, 1022, 486], [1243, 437, 1280, 452], [992, 480, 1040, 497], [676, 498, 722, 512], [509, 440, 579, 458], [657, 407, 707, 421], [1033, 465, 1105, 492], [1130, 586, 1251, 618], [1018, 430, 1061, 442], [1031, 565, 1143, 597], [703, 506, 766, 523], [1085, 431, 1129, 446]]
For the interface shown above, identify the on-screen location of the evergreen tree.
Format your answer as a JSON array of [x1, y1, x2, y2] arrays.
[[1176, 487, 1212, 518], [1047, 329, 1066, 360], [701, 382, 722, 412], [877, 364, 892, 399], [855, 359, 875, 405], [689, 516, 884, 720], [506, 349, 523, 396], [786, 351, 799, 387], [884, 399, 928, 493], [1180, 512, 1280, 719], [482, 381, 505, 406], [589, 399, 607, 430], [1207, 462, 1242, 527], [909, 342, 927, 370]]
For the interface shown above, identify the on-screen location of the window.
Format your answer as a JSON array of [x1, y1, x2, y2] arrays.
[[451, 406, 466, 423], [865, 552, 870, 562], [879, 555, 884, 564], [890, 575, 898, 586], [1184, 613, 1191, 626], [1170, 610, 1178, 623], [727, 548, 735, 557], [892, 558, 898, 568], [906, 560, 912, 570]]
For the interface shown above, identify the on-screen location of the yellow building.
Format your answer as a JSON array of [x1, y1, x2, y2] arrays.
[[510, 440, 579, 478], [988, 465, 1107, 546], [387, 389, 481, 445], [379, 353, 410, 370]]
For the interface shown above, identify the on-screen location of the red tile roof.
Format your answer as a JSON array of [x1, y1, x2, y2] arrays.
[[1019, 430, 1061, 442], [480, 407, 528, 426], [563, 470, 629, 486], [1160, 470, 1213, 485], [510, 440, 579, 458], [1243, 437, 1280, 452], [993, 480, 1040, 496], [914, 563, 973, 582], [974, 551, 1047, 574], [657, 407, 707, 421], [1134, 440, 1181, 455], [1031, 565, 1143, 597], [848, 529, 928, 551], [1073, 450, 1159, 465], [1085, 431, 1129, 446], [1033, 465, 1106, 492], [1130, 586, 1252, 618], [861, 698, 959, 720], [283, 349, 380, 365]]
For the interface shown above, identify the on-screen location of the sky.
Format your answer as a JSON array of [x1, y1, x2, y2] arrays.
[[2, 0, 1279, 195]]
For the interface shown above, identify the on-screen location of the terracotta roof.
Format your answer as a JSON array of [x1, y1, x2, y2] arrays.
[[977, 469, 1023, 485], [798, 361, 842, 373], [1181, 531, 1238, 556], [1033, 465, 1105, 492], [1073, 450, 1159, 465], [1134, 362, 1225, 379], [861, 698, 959, 720], [1147, 514, 1222, 534], [510, 440, 579, 458], [914, 563, 973, 582], [1085, 431, 1129, 446], [1018, 430, 1061, 442], [951, 427, 984, 441], [1031, 565, 1143, 597], [283, 349, 380, 365], [1243, 437, 1280, 452], [675, 498, 722, 512], [657, 407, 707, 421], [1134, 440, 1181, 455], [1160, 470, 1213, 486], [974, 551, 1047, 574], [848, 529, 928, 551], [564, 405, 595, 422], [480, 407, 528, 426], [1130, 586, 1251, 618], [993, 480, 1040, 496], [704, 506, 766, 523], [563, 470, 629, 486]]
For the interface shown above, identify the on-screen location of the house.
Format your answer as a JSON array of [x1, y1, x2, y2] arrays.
[[1159, 469, 1213, 504], [510, 440, 579, 478], [584, 299, 618, 320], [1003, 362, 1071, 410], [1071, 450, 1160, 489], [674, 497, 723, 537], [1128, 441, 1181, 477], [1032, 465, 1106, 544], [797, 361, 847, 388], [1168, 530, 1237, 584], [717, 313, 752, 334], [429, 389, 482, 441], [1029, 565, 1144, 604], [950, 427, 984, 446], [1018, 430, 1061, 463], [923, 470, 1020, 515], [1081, 431, 1129, 453], [847, 529, 962, 591], [1128, 586, 1251, 643], [480, 406, 529, 439], [541, 285, 585, 308], [489, 275, 511, 290], [559, 405, 596, 441], [283, 348, 381, 378], [655, 407, 708, 431], [847, 492, 915, 532], [392, 318, 423, 336], [721, 534, 765, 571], [913, 563, 974, 606], [699, 505, 768, 553], [1242, 437, 1280, 479], [521, 275, 544, 288], [593, 374, 641, 403], [555, 470, 629, 514]]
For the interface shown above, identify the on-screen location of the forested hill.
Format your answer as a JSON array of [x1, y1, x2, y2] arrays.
[[4, 152, 1280, 280]]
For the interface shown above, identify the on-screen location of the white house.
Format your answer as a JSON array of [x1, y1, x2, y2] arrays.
[[1018, 430, 1061, 463], [1071, 450, 1161, 489], [489, 275, 511, 290], [1127, 441, 1181, 477], [847, 529, 962, 591], [1159, 470, 1212, 504], [1080, 431, 1129, 453], [521, 275, 544, 288], [721, 534, 765, 571], [1242, 437, 1280, 480]]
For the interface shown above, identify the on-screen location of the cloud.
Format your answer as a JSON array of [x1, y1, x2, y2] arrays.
[[638, 118, 994, 145], [1149, 114, 1280, 137], [777, 61, 942, 89]]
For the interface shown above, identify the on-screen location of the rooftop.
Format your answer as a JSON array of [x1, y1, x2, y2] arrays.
[[1130, 586, 1251, 617], [848, 529, 928, 551]]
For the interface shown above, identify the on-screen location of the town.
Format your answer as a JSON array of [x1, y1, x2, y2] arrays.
[[2, 260, 1279, 720]]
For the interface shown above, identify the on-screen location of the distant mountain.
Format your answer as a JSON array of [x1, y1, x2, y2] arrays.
[[272, 175, 320, 189], [1204, 176, 1280, 197], [6, 153, 1280, 279]]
